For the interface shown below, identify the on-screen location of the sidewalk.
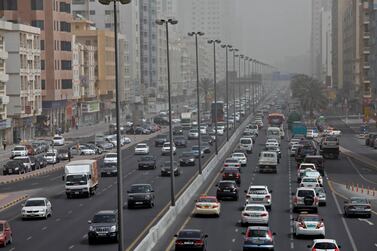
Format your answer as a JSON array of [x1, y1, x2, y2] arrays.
[[0, 191, 29, 213]]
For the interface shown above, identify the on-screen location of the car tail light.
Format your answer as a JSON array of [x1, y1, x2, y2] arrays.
[[175, 240, 184, 245], [196, 204, 202, 208], [224, 164, 228, 167], [316, 222, 324, 228], [365, 205, 371, 209], [243, 213, 250, 217], [299, 222, 306, 228], [236, 173, 240, 177], [265, 195, 271, 200], [246, 195, 251, 198], [312, 248, 316, 251], [260, 213, 268, 217], [194, 240, 204, 246], [293, 196, 297, 204], [212, 204, 219, 208], [236, 164, 240, 167]]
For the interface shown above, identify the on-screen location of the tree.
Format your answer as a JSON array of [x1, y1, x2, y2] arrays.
[[199, 78, 213, 111]]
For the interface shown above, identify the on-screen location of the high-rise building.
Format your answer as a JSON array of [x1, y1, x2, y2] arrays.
[[1, 0, 74, 134]]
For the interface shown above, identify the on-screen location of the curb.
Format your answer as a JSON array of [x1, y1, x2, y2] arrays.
[[0, 194, 29, 212]]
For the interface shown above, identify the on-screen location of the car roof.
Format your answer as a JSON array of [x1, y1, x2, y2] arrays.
[[247, 226, 269, 230], [96, 210, 117, 215], [27, 197, 47, 201], [297, 187, 315, 191], [198, 195, 216, 200], [245, 204, 266, 208], [313, 239, 337, 244], [248, 185, 267, 189]]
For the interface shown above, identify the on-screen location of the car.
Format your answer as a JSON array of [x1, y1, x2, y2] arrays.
[[307, 239, 341, 251], [296, 144, 317, 162], [344, 197, 372, 218], [244, 186, 272, 209], [137, 155, 157, 170], [52, 135, 65, 146], [201, 142, 211, 153], [122, 136, 131, 145], [231, 152, 247, 166], [303, 155, 325, 175], [173, 126, 184, 135], [199, 125, 207, 134], [293, 213, 325, 238], [88, 210, 118, 244], [216, 180, 239, 200], [83, 143, 103, 155], [104, 134, 118, 147], [191, 145, 205, 158], [174, 136, 187, 148], [201, 134, 214, 145], [101, 163, 117, 177], [289, 138, 301, 148], [214, 127, 224, 135], [290, 143, 302, 157], [127, 184, 155, 208], [255, 119, 264, 128], [241, 204, 269, 226], [223, 158, 241, 169], [0, 220, 12, 247], [179, 152, 196, 166], [174, 229, 208, 251], [264, 145, 281, 160], [222, 167, 241, 184], [239, 137, 253, 153], [297, 163, 317, 182], [44, 151, 59, 164], [265, 138, 279, 147], [79, 146, 96, 155], [242, 226, 275, 251], [31, 141, 44, 154], [24, 144, 35, 155], [365, 133, 377, 146], [314, 187, 327, 206], [302, 170, 323, 186], [300, 176, 321, 188], [21, 197, 52, 219], [161, 142, 176, 155], [292, 187, 319, 213], [57, 148, 70, 160], [155, 134, 168, 147], [13, 156, 34, 172], [134, 143, 150, 155], [194, 196, 221, 217], [2, 160, 27, 175], [11, 145, 28, 158], [104, 153, 117, 164], [188, 129, 199, 139], [95, 141, 114, 151], [160, 161, 180, 176]]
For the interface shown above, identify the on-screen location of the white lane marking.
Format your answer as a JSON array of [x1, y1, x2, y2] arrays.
[[82, 234, 87, 239], [358, 218, 374, 226], [42, 226, 47, 231], [374, 243, 377, 247], [68, 245, 74, 249], [9, 248, 15, 251], [290, 242, 294, 249], [232, 238, 235, 243], [235, 228, 239, 232], [26, 236, 32, 240], [287, 148, 294, 250], [330, 186, 359, 251], [347, 157, 377, 185], [31, 182, 39, 186]]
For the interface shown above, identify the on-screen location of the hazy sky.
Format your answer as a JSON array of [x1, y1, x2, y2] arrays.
[[235, 0, 311, 69]]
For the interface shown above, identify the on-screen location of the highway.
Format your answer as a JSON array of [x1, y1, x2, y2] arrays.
[[0, 110, 248, 251], [154, 117, 377, 251]]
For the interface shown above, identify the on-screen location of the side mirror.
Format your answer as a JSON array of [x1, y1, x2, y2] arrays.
[[62, 175, 65, 181], [338, 245, 341, 249], [150, 190, 154, 193], [269, 190, 273, 193], [204, 234, 208, 238], [215, 184, 218, 187], [241, 231, 246, 235], [88, 175, 92, 179], [88, 220, 92, 224], [316, 193, 319, 196], [174, 234, 178, 237], [244, 190, 248, 193]]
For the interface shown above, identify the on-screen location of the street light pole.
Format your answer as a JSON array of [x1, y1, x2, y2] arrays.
[[243, 56, 248, 115], [208, 39, 221, 155], [98, 1, 132, 250], [156, 18, 178, 206], [221, 44, 232, 141], [230, 48, 238, 127], [188, 31, 204, 174], [248, 58, 252, 115], [252, 59, 255, 114], [238, 54, 243, 121]]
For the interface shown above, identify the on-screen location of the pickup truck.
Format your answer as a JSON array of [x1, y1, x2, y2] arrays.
[[258, 151, 278, 173], [319, 136, 339, 159]]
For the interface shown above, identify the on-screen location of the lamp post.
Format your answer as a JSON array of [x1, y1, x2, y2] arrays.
[[238, 54, 244, 121], [156, 18, 178, 206], [243, 56, 248, 115], [252, 59, 256, 114], [98, 1, 131, 250], [230, 48, 238, 126], [221, 44, 232, 141], [188, 31, 204, 174], [248, 58, 252, 115], [208, 39, 221, 155]]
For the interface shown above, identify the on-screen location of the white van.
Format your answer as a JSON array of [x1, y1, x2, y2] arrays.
[[239, 137, 253, 154], [267, 127, 281, 142]]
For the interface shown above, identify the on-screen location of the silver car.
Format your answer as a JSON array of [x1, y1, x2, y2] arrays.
[[344, 197, 372, 218], [314, 187, 326, 206]]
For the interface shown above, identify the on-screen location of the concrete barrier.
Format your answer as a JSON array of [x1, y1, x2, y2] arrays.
[[134, 113, 253, 251]]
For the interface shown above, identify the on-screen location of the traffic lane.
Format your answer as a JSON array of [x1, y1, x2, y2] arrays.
[[340, 132, 377, 162], [0, 130, 232, 251]]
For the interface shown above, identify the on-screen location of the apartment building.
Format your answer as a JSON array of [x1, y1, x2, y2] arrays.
[[0, 0, 74, 135], [369, 0, 377, 108]]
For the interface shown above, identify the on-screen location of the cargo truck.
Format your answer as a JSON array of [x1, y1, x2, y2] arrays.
[[63, 159, 99, 198], [181, 112, 193, 129]]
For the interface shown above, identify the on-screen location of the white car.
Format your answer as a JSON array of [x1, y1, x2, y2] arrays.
[[302, 170, 323, 186], [161, 142, 176, 155], [215, 127, 225, 135], [104, 153, 117, 164], [297, 163, 317, 182], [293, 213, 325, 238], [52, 135, 65, 146], [223, 158, 241, 169], [44, 151, 59, 164], [199, 126, 207, 134], [188, 129, 199, 139], [241, 204, 269, 226], [134, 143, 150, 155], [122, 136, 131, 145], [244, 185, 272, 208], [265, 138, 279, 147], [79, 146, 96, 155], [21, 197, 52, 219], [289, 138, 300, 148], [14, 156, 33, 172], [11, 145, 28, 158], [300, 177, 321, 188], [231, 152, 247, 166], [307, 239, 340, 250], [290, 143, 302, 156], [193, 196, 221, 217]]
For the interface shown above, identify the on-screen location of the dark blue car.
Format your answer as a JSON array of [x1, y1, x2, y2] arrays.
[[243, 226, 275, 251]]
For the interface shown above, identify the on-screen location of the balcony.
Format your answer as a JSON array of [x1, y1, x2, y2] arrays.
[[363, 65, 371, 69], [363, 32, 370, 39], [363, 47, 371, 54], [0, 95, 9, 105]]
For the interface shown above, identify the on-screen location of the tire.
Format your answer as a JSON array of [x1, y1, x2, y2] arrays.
[[241, 221, 247, 227], [88, 237, 95, 245]]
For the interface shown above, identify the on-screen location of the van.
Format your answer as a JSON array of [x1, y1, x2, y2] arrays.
[[239, 137, 253, 154], [267, 127, 281, 142]]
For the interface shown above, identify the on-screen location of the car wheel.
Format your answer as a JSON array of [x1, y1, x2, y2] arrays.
[[8, 235, 12, 245], [88, 237, 95, 245]]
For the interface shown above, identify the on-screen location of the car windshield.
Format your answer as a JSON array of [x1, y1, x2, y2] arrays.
[[241, 139, 251, 144], [326, 136, 338, 141], [302, 178, 317, 182], [198, 197, 217, 203], [178, 230, 201, 239], [247, 230, 268, 238], [92, 214, 116, 223], [192, 146, 200, 150], [305, 171, 319, 177], [219, 182, 235, 188], [66, 174, 87, 185], [297, 190, 315, 197], [351, 198, 368, 204], [175, 136, 184, 140], [181, 152, 194, 157], [157, 135, 167, 139], [25, 200, 45, 207], [300, 215, 320, 222], [224, 168, 238, 173], [129, 185, 151, 193], [232, 153, 244, 158], [46, 153, 55, 157], [14, 147, 25, 151], [53, 136, 62, 140], [314, 187, 325, 193], [136, 145, 147, 148], [141, 156, 154, 161], [245, 206, 264, 211], [225, 159, 238, 163], [314, 243, 337, 249], [249, 188, 267, 194]]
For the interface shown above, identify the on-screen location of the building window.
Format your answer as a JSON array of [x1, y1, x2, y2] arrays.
[[31, 0, 43, 10], [41, 79, 45, 89], [31, 20, 44, 30], [41, 60, 45, 70], [61, 60, 72, 70], [72, 0, 85, 4], [61, 41, 72, 51], [0, 0, 17, 10], [105, 10, 112, 15], [62, 79, 72, 89], [60, 2, 71, 13], [60, 21, 71, 32], [40, 40, 44, 50], [105, 23, 112, 29], [90, 10, 95, 15]]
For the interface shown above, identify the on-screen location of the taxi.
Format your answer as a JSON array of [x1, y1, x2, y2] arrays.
[[193, 195, 221, 217]]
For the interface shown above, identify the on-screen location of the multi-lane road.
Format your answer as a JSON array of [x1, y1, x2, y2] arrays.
[[0, 107, 252, 251], [154, 117, 377, 251]]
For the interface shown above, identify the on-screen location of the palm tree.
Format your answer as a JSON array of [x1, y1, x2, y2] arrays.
[[199, 78, 213, 111]]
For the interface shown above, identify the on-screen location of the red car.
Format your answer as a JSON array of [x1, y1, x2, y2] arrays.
[[0, 220, 12, 247]]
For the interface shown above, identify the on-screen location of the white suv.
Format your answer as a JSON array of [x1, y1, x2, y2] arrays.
[[104, 153, 117, 164], [11, 145, 28, 158], [244, 185, 272, 209], [292, 187, 319, 213], [134, 143, 149, 155]]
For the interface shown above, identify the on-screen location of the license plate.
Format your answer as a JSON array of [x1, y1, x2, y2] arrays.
[[184, 242, 193, 245], [97, 233, 106, 236], [308, 224, 316, 228], [204, 206, 209, 208], [8, 169, 12, 173], [228, 174, 233, 177], [223, 190, 230, 192], [254, 198, 263, 201], [75, 192, 79, 194], [107, 171, 111, 175]]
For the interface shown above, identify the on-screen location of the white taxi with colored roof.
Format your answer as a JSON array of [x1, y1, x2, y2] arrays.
[[293, 213, 325, 238], [193, 196, 221, 217]]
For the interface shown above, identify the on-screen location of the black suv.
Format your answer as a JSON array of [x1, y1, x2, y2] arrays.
[[127, 184, 155, 209], [138, 155, 157, 170], [216, 180, 239, 200], [179, 152, 196, 166], [155, 134, 168, 147], [160, 161, 180, 176], [3, 160, 26, 175], [173, 126, 184, 135], [174, 136, 187, 148], [88, 210, 118, 244]]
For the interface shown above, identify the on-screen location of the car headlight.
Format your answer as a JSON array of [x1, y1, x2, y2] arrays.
[[190, 158, 195, 162], [110, 225, 117, 232], [89, 226, 94, 231], [22, 209, 26, 213], [15, 167, 19, 170], [145, 194, 151, 199], [128, 195, 134, 199]]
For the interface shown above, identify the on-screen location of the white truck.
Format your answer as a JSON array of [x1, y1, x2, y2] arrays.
[[63, 159, 99, 199], [181, 112, 193, 129], [258, 151, 278, 173], [239, 137, 253, 154]]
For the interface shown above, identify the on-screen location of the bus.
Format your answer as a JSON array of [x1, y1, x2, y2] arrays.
[[211, 101, 225, 123], [268, 113, 285, 127]]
